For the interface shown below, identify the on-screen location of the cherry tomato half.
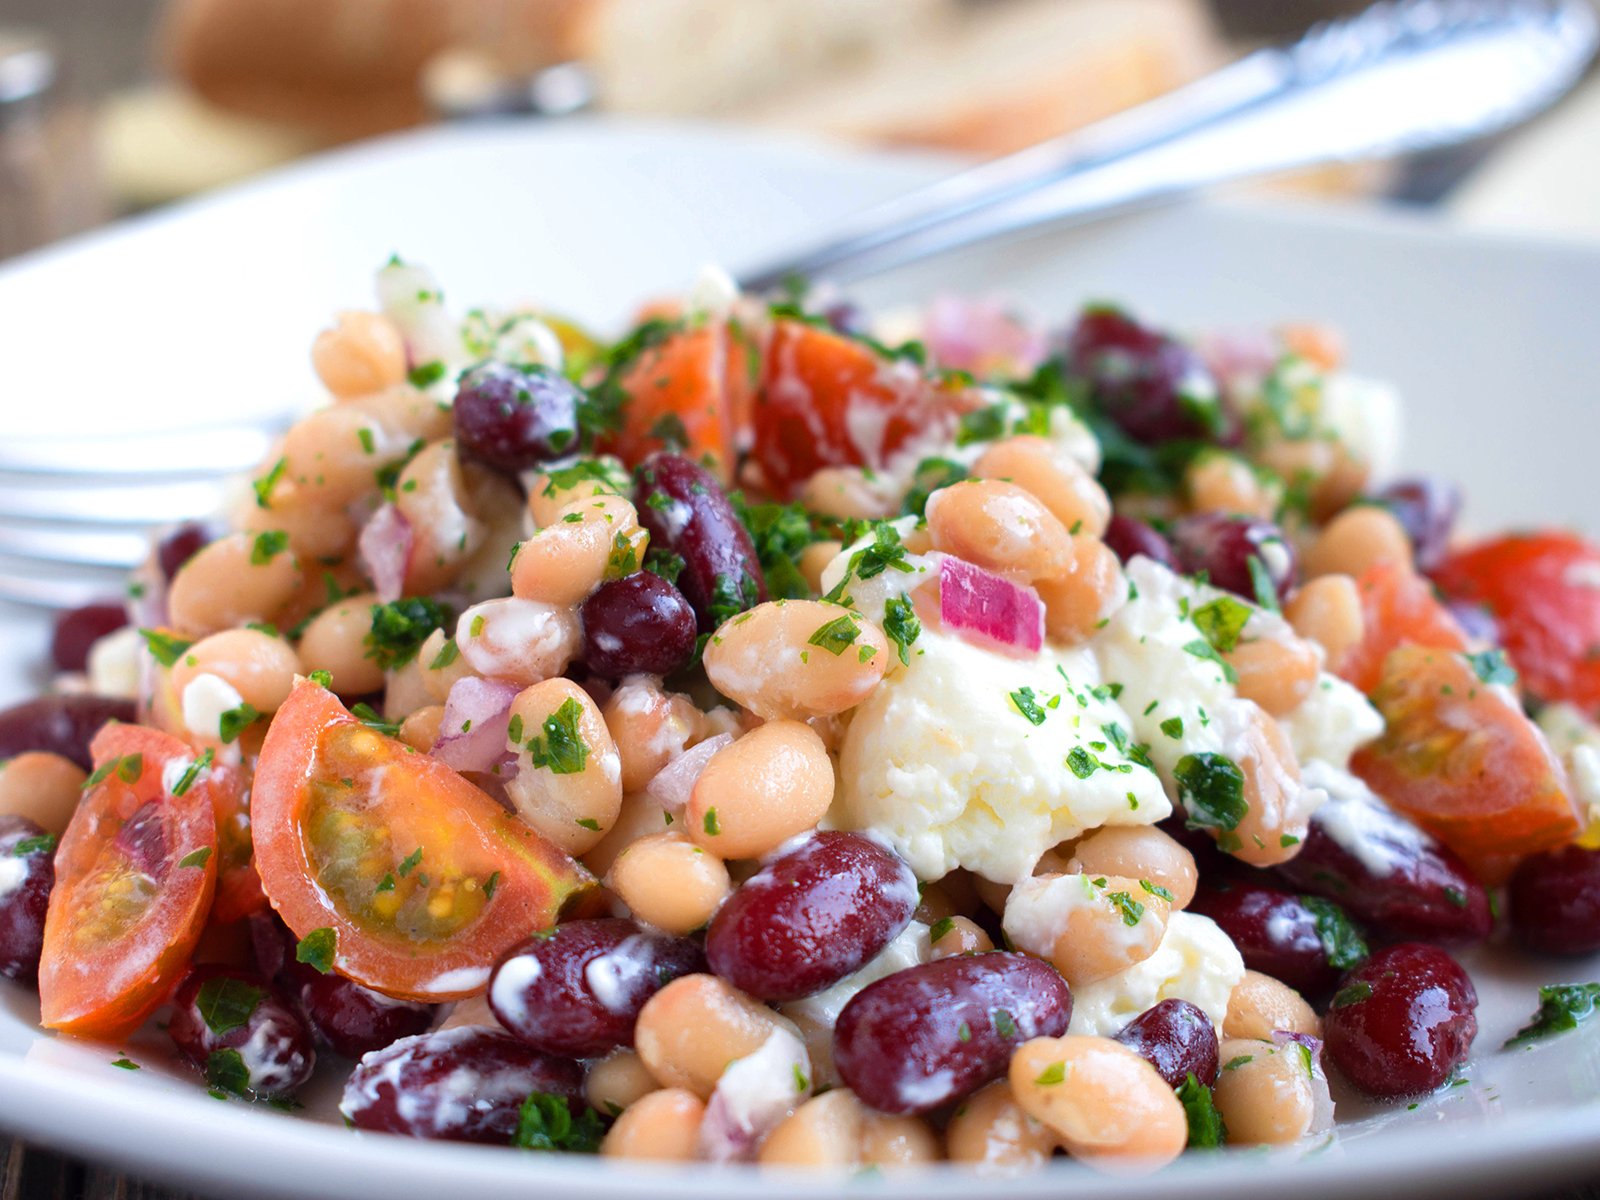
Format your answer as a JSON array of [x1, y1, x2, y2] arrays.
[[1335, 561, 1468, 695], [39, 724, 218, 1040], [753, 318, 956, 499], [1353, 645, 1578, 883], [251, 682, 597, 1002], [1434, 531, 1600, 713], [208, 757, 267, 924]]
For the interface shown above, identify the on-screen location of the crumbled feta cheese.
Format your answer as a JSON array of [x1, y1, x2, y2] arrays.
[[687, 263, 739, 321], [1317, 373, 1401, 480], [87, 625, 142, 699], [820, 515, 941, 627], [1003, 873, 1162, 970], [1300, 761, 1429, 880], [1068, 912, 1244, 1036], [832, 629, 1169, 884], [181, 673, 245, 742], [1281, 674, 1384, 770]]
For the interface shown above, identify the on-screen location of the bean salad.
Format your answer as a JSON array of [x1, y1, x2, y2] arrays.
[[4, 261, 1600, 1173]]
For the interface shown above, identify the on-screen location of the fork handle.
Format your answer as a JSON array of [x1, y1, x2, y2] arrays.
[[735, 0, 1597, 291]]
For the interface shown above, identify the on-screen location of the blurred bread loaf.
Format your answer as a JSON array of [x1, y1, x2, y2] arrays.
[[745, 0, 1222, 157]]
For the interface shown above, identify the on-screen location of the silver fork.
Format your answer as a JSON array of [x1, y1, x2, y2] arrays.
[[2, 0, 1593, 610]]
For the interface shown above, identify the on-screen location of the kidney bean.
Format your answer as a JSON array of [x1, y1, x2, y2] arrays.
[[1113, 999, 1220, 1088], [633, 453, 765, 631], [247, 912, 434, 1058], [1189, 879, 1362, 998], [705, 832, 918, 1002], [1322, 943, 1477, 1099], [453, 362, 583, 474], [580, 572, 698, 678], [341, 1026, 583, 1142], [1273, 787, 1491, 945], [1103, 514, 1177, 570], [1169, 512, 1296, 602], [1066, 307, 1231, 445], [489, 918, 705, 1057], [834, 952, 1072, 1115], [0, 816, 54, 983], [0, 694, 137, 772], [50, 603, 128, 673], [1373, 476, 1461, 572], [157, 521, 219, 581], [168, 965, 315, 1096], [1508, 845, 1600, 956]]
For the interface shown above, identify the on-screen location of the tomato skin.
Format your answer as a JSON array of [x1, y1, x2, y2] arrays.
[[603, 322, 747, 485], [1335, 561, 1468, 694], [39, 725, 218, 1040], [207, 759, 267, 925], [753, 318, 953, 499], [1352, 646, 1578, 883], [1434, 532, 1600, 712], [251, 683, 597, 1002]]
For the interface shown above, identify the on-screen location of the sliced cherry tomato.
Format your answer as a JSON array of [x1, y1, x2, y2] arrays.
[[1433, 531, 1600, 712], [208, 757, 267, 924], [1352, 645, 1578, 882], [1335, 561, 1468, 694], [603, 321, 748, 485], [39, 724, 218, 1039], [752, 318, 954, 499], [252, 682, 597, 1001]]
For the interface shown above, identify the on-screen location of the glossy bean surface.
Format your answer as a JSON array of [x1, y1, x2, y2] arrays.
[[580, 572, 698, 678], [453, 362, 582, 474], [1189, 879, 1356, 998], [1168, 512, 1296, 602], [0, 816, 54, 982], [0, 695, 137, 771], [1112, 998, 1220, 1088], [167, 964, 315, 1096], [51, 603, 128, 673], [1508, 845, 1600, 956], [634, 454, 765, 631]]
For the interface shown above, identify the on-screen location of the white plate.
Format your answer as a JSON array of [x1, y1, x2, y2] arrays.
[[3, 120, 1600, 1200]]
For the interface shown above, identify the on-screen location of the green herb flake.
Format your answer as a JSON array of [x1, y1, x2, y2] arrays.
[[525, 697, 590, 775], [408, 361, 447, 389], [398, 847, 424, 877], [484, 871, 501, 900], [295, 927, 337, 974], [364, 597, 451, 671], [196, 976, 265, 1036], [1191, 595, 1253, 654], [1466, 648, 1519, 687], [218, 702, 260, 744], [171, 748, 215, 798], [428, 639, 460, 670], [807, 614, 862, 656], [1302, 896, 1368, 971], [703, 808, 721, 837], [512, 1091, 605, 1153], [111, 1057, 140, 1071], [1222, 1054, 1254, 1072], [1331, 980, 1373, 1009], [351, 702, 401, 736], [1160, 716, 1184, 739], [206, 1047, 252, 1096], [1009, 687, 1049, 726], [250, 530, 289, 565], [1183, 637, 1240, 684], [1140, 879, 1176, 902], [252, 457, 288, 508], [307, 668, 333, 689], [1034, 1061, 1067, 1086], [1504, 983, 1600, 1048], [116, 754, 144, 784], [376, 874, 396, 893], [882, 594, 922, 666], [928, 916, 957, 943], [1107, 891, 1146, 927], [1247, 555, 1281, 612], [1176, 1073, 1227, 1149], [178, 846, 213, 870], [139, 628, 195, 668], [957, 1021, 972, 1043], [793, 1063, 810, 1094], [575, 817, 601, 831], [1174, 752, 1248, 836], [992, 1009, 1017, 1039]]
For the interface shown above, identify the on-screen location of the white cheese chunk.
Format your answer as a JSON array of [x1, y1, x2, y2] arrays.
[[1068, 911, 1244, 1037]]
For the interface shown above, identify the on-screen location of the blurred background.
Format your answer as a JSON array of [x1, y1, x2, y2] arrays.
[[3, 0, 1598, 260]]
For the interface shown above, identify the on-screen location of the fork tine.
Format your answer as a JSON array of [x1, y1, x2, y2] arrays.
[[0, 479, 231, 526], [0, 421, 292, 478], [0, 525, 150, 569], [0, 568, 123, 610]]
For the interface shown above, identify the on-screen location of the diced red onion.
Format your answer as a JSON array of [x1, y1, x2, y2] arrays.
[[1273, 1030, 1335, 1134], [938, 557, 1044, 656], [645, 733, 734, 814], [432, 677, 520, 774], [359, 504, 413, 603], [696, 1028, 810, 1164], [923, 294, 1047, 376]]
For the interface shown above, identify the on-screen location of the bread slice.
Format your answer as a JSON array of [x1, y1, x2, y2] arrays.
[[742, 0, 1222, 158]]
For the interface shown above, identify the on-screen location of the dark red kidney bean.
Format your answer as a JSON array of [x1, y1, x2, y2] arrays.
[[157, 521, 218, 581], [1189, 880, 1357, 998], [167, 964, 315, 1096], [633, 453, 765, 632], [453, 362, 582, 475], [341, 1026, 583, 1142], [247, 912, 433, 1058], [1373, 477, 1461, 573], [50, 602, 128, 673], [1066, 307, 1233, 445], [0, 816, 54, 983], [1322, 943, 1477, 1099], [834, 952, 1072, 1115], [1508, 845, 1600, 956], [580, 573, 698, 678], [1113, 999, 1220, 1088], [1273, 785, 1491, 945], [0, 694, 137, 771], [1168, 512, 1296, 602], [489, 918, 705, 1057], [705, 832, 918, 1002], [1103, 514, 1177, 570]]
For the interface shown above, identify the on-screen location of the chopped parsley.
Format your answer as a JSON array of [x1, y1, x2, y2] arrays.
[[1247, 555, 1281, 612], [957, 1021, 972, 1042], [1034, 1061, 1067, 1086], [928, 916, 957, 943], [1504, 983, 1600, 1048], [1182, 637, 1240, 684], [206, 1048, 251, 1097], [1331, 980, 1372, 1009], [170, 748, 214, 797], [1191, 595, 1253, 655], [364, 597, 450, 671], [84, 754, 142, 789], [793, 1064, 810, 1094], [1009, 687, 1049, 726], [703, 808, 721, 836], [1176, 1073, 1226, 1148], [407, 360, 447, 389], [249, 530, 289, 565], [1160, 716, 1184, 739], [808, 614, 862, 656], [992, 1009, 1017, 1039], [605, 530, 641, 579], [1065, 747, 1100, 779], [12, 833, 56, 857], [196, 975, 265, 1036], [575, 818, 601, 832], [525, 697, 590, 775], [900, 457, 968, 518], [139, 628, 194, 668], [512, 1091, 605, 1153], [1174, 752, 1248, 840], [252, 457, 288, 508], [1140, 879, 1176, 902], [218, 702, 260, 745], [1107, 891, 1145, 926], [484, 871, 501, 900], [351, 702, 401, 736], [295, 928, 337, 974], [731, 496, 822, 599], [428, 639, 460, 670], [1466, 648, 1518, 687], [882, 594, 922, 666], [111, 1057, 140, 1071], [1301, 896, 1369, 971], [177, 847, 213, 870], [398, 847, 424, 877]]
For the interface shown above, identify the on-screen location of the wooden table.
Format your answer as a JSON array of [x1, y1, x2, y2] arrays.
[[5, 1132, 1600, 1200]]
